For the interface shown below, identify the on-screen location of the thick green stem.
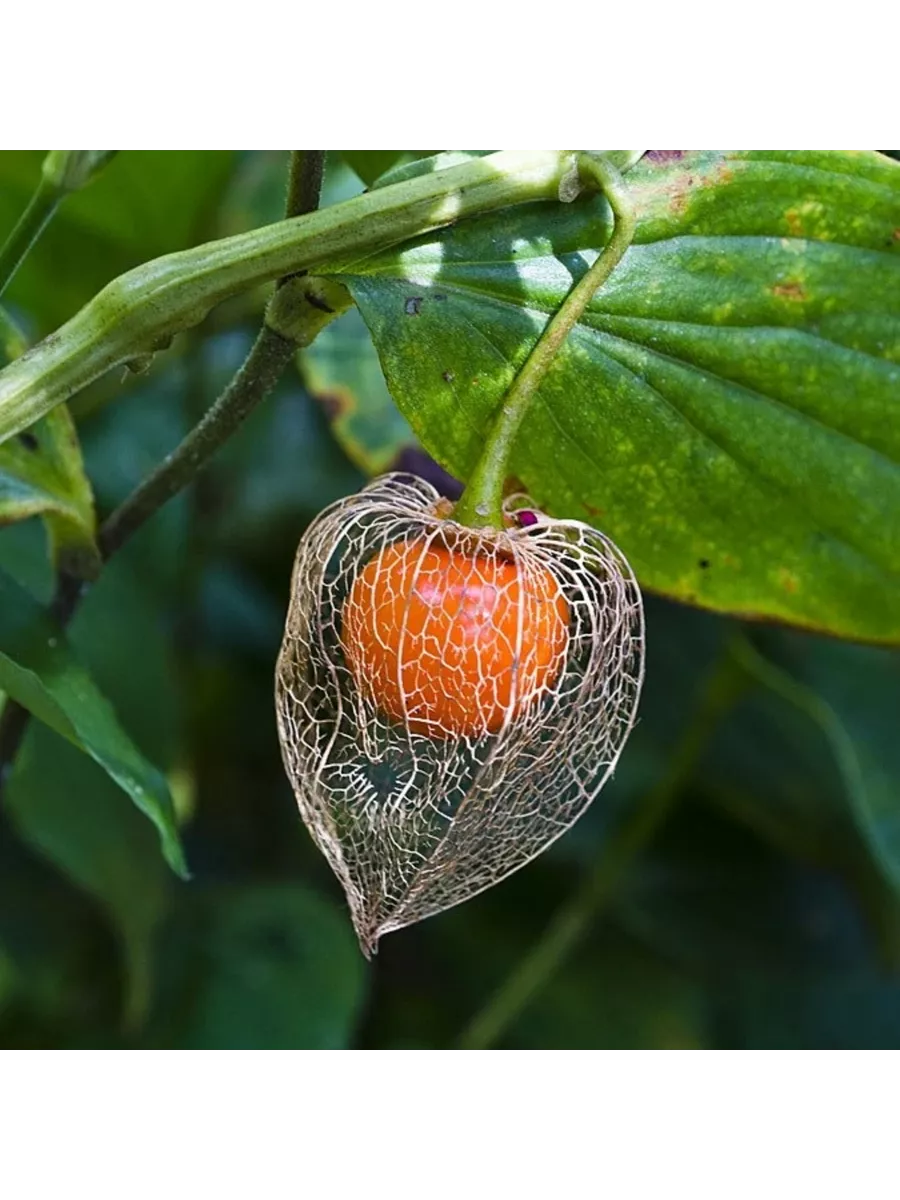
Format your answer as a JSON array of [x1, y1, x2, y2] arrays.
[[453, 154, 637, 529], [0, 151, 584, 445], [0, 176, 62, 301], [456, 649, 746, 1050]]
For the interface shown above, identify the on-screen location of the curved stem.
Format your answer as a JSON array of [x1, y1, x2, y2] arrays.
[[456, 648, 746, 1050], [0, 176, 61, 300], [0, 151, 581, 445], [453, 154, 637, 528], [100, 323, 294, 556]]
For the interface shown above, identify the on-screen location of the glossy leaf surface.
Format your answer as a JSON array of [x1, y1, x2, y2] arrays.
[[333, 150, 900, 641]]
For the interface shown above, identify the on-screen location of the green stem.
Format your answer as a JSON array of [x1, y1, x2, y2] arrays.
[[0, 175, 62, 301], [456, 648, 746, 1050], [453, 154, 637, 528], [0, 151, 585, 445], [102, 152, 331, 556], [0, 152, 326, 801], [100, 324, 295, 557]]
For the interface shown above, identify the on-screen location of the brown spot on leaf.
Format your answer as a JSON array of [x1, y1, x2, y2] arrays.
[[785, 209, 804, 237], [778, 568, 799, 594], [893, 228, 900, 243], [581, 502, 605, 518], [646, 150, 685, 163], [669, 183, 690, 215], [771, 280, 807, 301]]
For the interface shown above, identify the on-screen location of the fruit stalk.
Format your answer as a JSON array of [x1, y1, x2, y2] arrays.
[[453, 154, 637, 530]]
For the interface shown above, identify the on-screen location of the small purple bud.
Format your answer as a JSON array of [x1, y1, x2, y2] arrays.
[[518, 509, 539, 528]]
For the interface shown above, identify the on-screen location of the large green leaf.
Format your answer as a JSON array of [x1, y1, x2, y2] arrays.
[[0, 566, 186, 877], [328, 150, 900, 642]]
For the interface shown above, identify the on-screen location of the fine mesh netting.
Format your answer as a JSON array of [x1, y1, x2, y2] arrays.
[[275, 473, 644, 954]]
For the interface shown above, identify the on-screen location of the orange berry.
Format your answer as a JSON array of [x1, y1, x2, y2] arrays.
[[341, 538, 570, 738]]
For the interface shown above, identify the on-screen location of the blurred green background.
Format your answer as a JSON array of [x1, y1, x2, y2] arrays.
[[1, 151, 899, 1049]]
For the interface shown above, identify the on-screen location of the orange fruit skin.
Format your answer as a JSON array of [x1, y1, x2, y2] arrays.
[[341, 540, 570, 738]]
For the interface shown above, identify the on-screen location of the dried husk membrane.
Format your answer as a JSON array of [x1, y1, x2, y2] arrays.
[[275, 473, 644, 954]]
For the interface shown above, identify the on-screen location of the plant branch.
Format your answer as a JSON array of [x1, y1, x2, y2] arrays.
[[282, 152, 326, 271], [100, 323, 295, 557], [456, 647, 746, 1050], [0, 151, 586, 444], [0, 151, 324, 793], [454, 154, 637, 528]]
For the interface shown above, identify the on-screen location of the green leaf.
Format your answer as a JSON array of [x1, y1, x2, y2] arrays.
[[0, 405, 98, 577], [0, 566, 186, 878], [0, 311, 99, 578], [171, 885, 366, 1049], [303, 307, 415, 474], [330, 150, 900, 643]]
